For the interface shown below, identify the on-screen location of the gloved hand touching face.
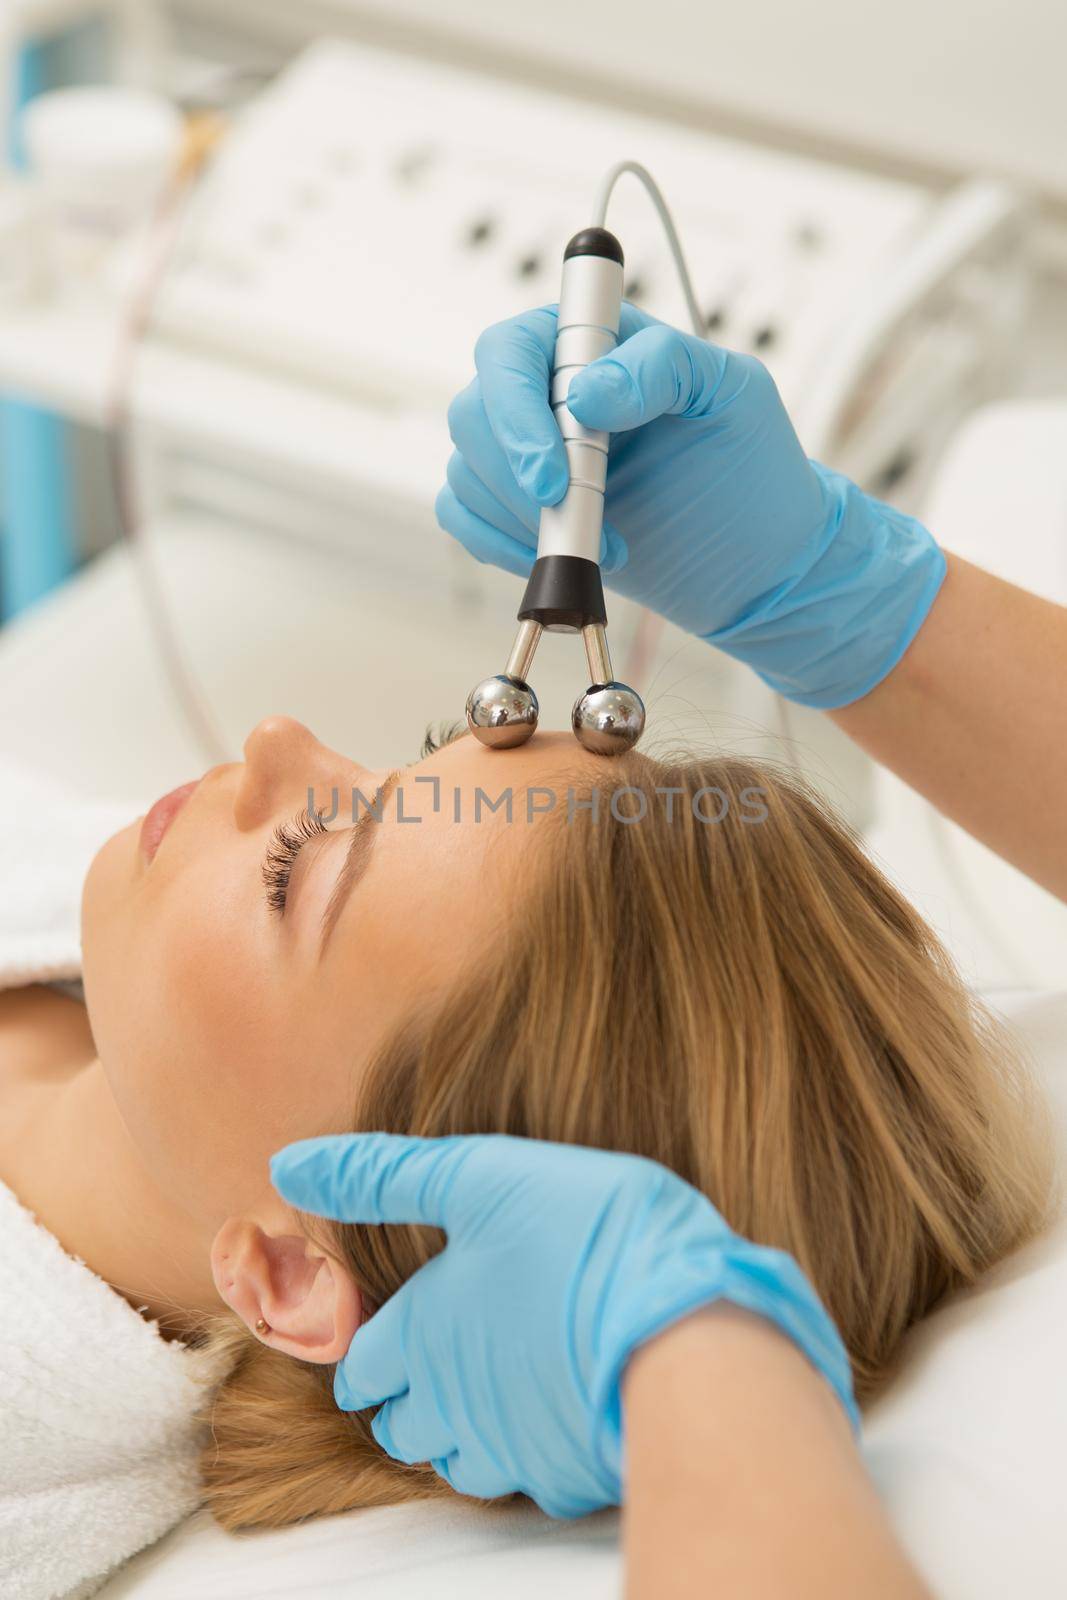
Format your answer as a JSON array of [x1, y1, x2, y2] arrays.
[[271, 1132, 858, 1519], [437, 303, 945, 710]]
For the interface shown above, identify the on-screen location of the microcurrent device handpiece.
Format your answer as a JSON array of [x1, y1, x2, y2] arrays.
[[465, 227, 646, 755]]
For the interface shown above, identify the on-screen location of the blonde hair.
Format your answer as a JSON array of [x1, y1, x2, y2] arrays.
[[201, 750, 1053, 1531]]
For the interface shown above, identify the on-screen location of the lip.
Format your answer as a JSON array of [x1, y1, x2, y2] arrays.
[[139, 780, 200, 863]]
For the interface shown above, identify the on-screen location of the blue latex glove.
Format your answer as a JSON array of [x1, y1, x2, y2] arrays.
[[436, 304, 946, 709], [271, 1132, 859, 1519]]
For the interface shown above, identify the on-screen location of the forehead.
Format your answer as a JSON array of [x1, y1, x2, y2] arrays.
[[319, 729, 612, 996], [374, 729, 611, 883], [419, 727, 607, 797]]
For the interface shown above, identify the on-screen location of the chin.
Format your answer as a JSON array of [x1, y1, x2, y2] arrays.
[[80, 820, 140, 993]]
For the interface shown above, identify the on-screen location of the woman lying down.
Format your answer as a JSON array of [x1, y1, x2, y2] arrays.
[[0, 714, 1053, 1597]]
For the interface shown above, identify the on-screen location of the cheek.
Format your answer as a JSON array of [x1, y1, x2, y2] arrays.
[[83, 833, 365, 1225]]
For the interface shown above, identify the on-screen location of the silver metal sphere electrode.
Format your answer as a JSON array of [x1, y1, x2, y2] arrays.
[[465, 673, 539, 748], [572, 681, 646, 755]]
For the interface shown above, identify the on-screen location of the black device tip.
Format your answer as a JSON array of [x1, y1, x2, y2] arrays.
[[563, 227, 624, 266]]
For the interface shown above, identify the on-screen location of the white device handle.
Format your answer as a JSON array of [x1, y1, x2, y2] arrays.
[[535, 230, 624, 564]]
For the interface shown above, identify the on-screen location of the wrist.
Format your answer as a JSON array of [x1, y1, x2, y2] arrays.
[[622, 1305, 927, 1600], [704, 463, 946, 710], [591, 1235, 859, 1498], [624, 1301, 790, 1398], [621, 1303, 855, 1503]]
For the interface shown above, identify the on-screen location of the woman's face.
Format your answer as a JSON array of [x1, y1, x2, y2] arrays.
[[83, 716, 600, 1232]]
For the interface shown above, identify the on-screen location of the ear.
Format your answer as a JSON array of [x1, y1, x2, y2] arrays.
[[210, 1215, 363, 1363]]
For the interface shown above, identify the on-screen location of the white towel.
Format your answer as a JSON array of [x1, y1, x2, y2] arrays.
[[0, 759, 136, 992], [0, 1179, 233, 1600], [0, 759, 232, 1598]]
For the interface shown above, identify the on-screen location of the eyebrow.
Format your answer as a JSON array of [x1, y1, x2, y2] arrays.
[[318, 769, 401, 958]]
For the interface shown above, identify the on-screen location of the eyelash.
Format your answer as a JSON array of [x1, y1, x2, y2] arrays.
[[420, 721, 466, 758], [262, 808, 328, 916]]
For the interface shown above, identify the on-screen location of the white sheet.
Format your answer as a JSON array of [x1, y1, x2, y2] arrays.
[[97, 1500, 621, 1600]]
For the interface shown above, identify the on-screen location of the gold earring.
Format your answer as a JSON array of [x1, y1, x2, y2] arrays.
[[255, 1318, 270, 1335]]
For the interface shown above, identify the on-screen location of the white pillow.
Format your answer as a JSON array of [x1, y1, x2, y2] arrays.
[[101, 989, 1067, 1600]]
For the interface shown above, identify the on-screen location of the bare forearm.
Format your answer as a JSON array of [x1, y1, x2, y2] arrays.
[[832, 553, 1067, 901], [622, 1306, 929, 1600]]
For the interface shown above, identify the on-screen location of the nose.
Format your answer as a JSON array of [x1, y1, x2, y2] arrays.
[[234, 716, 364, 831]]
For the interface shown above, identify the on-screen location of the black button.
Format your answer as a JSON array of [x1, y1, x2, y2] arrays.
[[466, 217, 495, 247], [517, 254, 541, 278], [752, 325, 777, 351], [705, 307, 725, 333], [624, 276, 645, 301]]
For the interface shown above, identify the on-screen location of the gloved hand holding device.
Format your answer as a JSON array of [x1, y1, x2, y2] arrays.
[[271, 1131, 857, 1519], [437, 303, 946, 709]]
